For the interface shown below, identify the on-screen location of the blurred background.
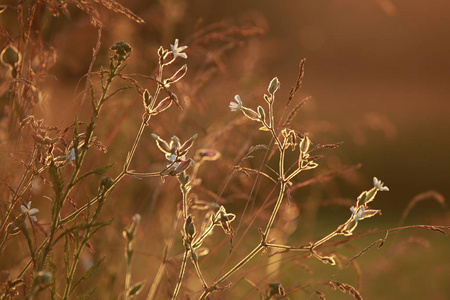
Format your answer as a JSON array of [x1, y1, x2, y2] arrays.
[[1, 0, 449, 299]]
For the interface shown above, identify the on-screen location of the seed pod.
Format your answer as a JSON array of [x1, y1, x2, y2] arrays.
[[151, 96, 172, 115], [241, 107, 260, 121], [167, 64, 188, 84], [151, 134, 171, 153], [179, 134, 198, 154], [174, 158, 194, 174]]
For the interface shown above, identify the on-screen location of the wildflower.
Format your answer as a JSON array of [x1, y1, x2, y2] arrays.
[[20, 201, 39, 222], [350, 206, 365, 222], [170, 39, 188, 59], [152, 134, 197, 160], [229, 95, 243, 111], [373, 177, 389, 191], [66, 148, 76, 166], [230, 95, 259, 120], [350, 205, 380, 222]]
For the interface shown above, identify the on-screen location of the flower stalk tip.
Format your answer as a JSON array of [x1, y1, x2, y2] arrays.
[[20, 201, 39, 222], [373, 177, 389, 191], [170, 39, 188, 59]]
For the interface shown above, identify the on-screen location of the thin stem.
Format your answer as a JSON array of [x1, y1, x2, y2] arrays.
[[171, 179, 191, 299], [263, 153, 287, 237], [126, 171, 160, 178], [199, 97, 291, 299], [189, 246, 208, 288], [171, 248, 189, 300], [265, 243, 310, 251], [181, 183, 189, 220], [192, 222, 215, 249], [62, 247, 82, 300], [146, 258, 166, 300], [124, 261, 132, 300], [199, 244, 263, 300], [0, 147, 37, 237], [29, 58, 126, 297], [147, 211, 181, 300], [124, 119, 148, 172]]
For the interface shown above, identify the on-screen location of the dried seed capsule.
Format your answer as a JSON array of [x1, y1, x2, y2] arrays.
[[151, 96, 172, 115]]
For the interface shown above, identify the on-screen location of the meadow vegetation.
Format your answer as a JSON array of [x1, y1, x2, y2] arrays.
[[0, 1, 448, 299]]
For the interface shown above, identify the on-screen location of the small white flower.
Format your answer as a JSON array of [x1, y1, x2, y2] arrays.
[[373, 177, 389, 192], [132, 214, 141, 224], [66, 148, 76, 166], [20, 201, 39, 222], [170, 39, 188, 59], [229, 95, 243, 111], [350, 206, 365, 222]]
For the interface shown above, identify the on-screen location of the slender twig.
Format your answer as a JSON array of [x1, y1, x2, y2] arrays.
[[171, 248, 189, 300]]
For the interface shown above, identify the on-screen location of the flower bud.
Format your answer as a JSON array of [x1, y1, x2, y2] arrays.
[[267, 77, 280, 96], [100, 177, 114, 191], [299, 134, 311, 153], [257, 106, 266, 121], [132, 214, 141, 224], [184, 215, 196, 242], [35, 271, 53, 285], [142, 89, 152, 108]]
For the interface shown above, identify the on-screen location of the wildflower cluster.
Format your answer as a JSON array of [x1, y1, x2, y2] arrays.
[[308, 177, 390, 265], [151, 134, 197, 178], [342, 177, 389, 234]]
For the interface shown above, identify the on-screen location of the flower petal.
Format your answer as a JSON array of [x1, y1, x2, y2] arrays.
[[28, 208, 39, 215]]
